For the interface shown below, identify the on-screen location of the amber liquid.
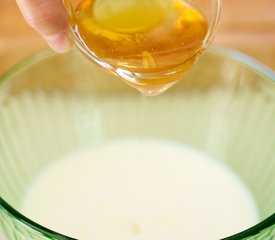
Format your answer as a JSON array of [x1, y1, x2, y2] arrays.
[[67, 0, 208, 95]]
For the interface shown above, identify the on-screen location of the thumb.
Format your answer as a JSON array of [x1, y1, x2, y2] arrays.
[[16, 0, 71, 53]]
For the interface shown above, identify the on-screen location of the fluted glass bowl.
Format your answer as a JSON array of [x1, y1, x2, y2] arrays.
[[0, 47, 274, 240]]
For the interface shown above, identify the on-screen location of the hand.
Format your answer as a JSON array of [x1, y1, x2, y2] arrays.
[[16, 0, 72, 53]]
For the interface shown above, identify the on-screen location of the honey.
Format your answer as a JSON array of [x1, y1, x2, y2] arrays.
[[66, 0, 208, 95]]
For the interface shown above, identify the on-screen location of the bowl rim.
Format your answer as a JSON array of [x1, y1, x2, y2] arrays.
[[0, 46, 274, 240], [0, 46, 275, 84]]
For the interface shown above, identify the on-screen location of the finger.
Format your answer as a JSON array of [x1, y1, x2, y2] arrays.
[[15, 0, 71, 53]]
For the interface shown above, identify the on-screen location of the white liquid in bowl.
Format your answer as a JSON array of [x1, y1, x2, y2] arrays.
[[21, 139, 259, 240]]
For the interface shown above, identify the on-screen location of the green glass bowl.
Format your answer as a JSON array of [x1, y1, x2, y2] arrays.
[[0, 47, 274, 240]]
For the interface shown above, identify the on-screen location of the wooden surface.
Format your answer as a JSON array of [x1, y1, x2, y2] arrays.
[[0, 0, 275, 76]]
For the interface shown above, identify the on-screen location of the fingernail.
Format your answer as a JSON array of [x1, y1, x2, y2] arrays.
[[44, 32, 72, 53]]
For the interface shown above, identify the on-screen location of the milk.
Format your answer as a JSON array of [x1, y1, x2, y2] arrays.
[[21, 139, 259, 240]]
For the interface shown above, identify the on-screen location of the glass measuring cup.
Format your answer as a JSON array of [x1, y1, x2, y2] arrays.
[[0, 47, 274, 240], [63, 0, 221, 95]]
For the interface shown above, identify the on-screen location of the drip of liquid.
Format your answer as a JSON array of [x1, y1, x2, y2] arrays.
[[66, 0, 208, 95]]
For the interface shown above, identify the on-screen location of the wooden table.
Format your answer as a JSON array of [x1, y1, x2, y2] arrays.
[[0, 0, 275, 76]]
